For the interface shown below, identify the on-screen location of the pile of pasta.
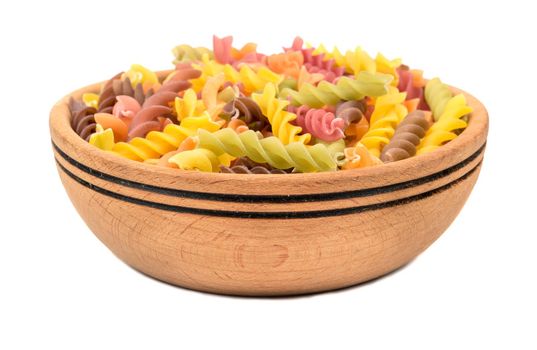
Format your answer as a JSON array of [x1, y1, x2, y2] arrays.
[[70, 36, 472, 174]]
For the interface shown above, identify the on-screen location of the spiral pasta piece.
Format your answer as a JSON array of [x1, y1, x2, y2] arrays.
[[360, 88, 408, 157], [172, 44, 213, 64], [344, 117, 370, 144], [69, 98, 97, 141], [315, 139, 346, 166], [174, 88, 206, 121], [425, 78, 453, 121], [113, 95, 141, 126], [221, 97, 268, 131], [417, 94, 472, 155], [89, 73, 152, 115], [293, 106, 345, 142], [111, 77, 154, 106], [251, 83, 310, 144], [128, 77, 191, 139], [380, 110, 431, 162], [280, 71, 392, 108], [89, 124, 115, 151], [94, 113, 128, 142], [220, 157, 288, 174], [296, 66, 324, 89], [335, 100, 365, 125], [111, 115, 222, 161], [213, 35, 265, 66], [284, 37, 344, 83], [95, 72, 123, 113], [191, 54, 283, 94], [82, 93, 99, 109], [312, 44, 401, 84], [162, 64, 203, 86], [189, 128, 338, 173], [220, 165, 287, 174], [397, 66, 427, 110], [123, 64, 159, 88], [342, 142, 382, 169], [167, 148, 223, 172], [267, 51, 304, 78]]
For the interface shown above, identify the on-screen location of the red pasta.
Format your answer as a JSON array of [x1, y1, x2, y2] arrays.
[[293, 106, 346, 142], [397, 66, 428, 110], [285, 37, 345, 83]]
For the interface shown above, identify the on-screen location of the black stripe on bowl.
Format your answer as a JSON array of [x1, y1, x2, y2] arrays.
[[52, 141, 485, 204], [55, 157, 482, 219]]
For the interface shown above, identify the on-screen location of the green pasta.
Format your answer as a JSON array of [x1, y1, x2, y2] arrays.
[[195, 128, 340, 172], [280, 71, 393, 108], [172, 45, 214, 64], [425, 78, 453, 121]]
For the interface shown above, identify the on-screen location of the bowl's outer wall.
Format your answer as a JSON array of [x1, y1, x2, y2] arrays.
[[50, 72, 488, 296], [56, 162, 482, 295]]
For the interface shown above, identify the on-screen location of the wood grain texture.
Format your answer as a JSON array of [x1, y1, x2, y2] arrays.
[[49, 72, 489, 296]]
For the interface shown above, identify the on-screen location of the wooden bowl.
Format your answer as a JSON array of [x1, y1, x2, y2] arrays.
[[50, 72, 488, 296]]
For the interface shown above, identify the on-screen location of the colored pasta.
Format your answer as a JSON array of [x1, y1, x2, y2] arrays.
[[380, 110, 431, 162], [425, 78, 453, 121], [69, 37, 472, 173], [220, 157, 289, 174], [251, 83, 310, 144], [417, 94, 472, 154], [280, 72, 392, 108], [360, 87, 408, 157]]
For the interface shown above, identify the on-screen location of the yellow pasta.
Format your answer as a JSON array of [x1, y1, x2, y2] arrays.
[[110, 116, 222, 161], [360, 87, 408, 157], [417, 94, 472, 154], [190, 54, 283, 94], [88, 124, 114, 151], [172, 44, 213, 64], [82, 93, 99, 109], [174, 89, 206, 121], [168, 148, 233, 172], [251, 83, 310, 144], [122, 64, 159, 87], [312, 45, 401, 85]]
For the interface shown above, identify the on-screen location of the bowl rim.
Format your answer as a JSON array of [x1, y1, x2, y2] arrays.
[[50, 70, 488, 196]]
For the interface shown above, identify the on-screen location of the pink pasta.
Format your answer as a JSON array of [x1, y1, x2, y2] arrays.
[[293, 105, 345, 142], [113, 95, 141, 127], [213, 35, 265, 66], [397, 66, 428, 110], [285, 37, 344, 83]]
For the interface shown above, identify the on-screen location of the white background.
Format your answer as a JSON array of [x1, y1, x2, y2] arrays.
[[1, 1, 536, 349]]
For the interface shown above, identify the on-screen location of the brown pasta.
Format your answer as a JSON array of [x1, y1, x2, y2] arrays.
[[98, 72, 158, 114], [112, 77, 153, 106], [380, 110, 431, 163], [219, 165, 288, 174], [220, 157, 290, 174], [96, 72, 123, 113], [127, 78, 193, 139], [221, 97, 269, 131], [69, 97, 97, 141], [335, 100, 365, 125]]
